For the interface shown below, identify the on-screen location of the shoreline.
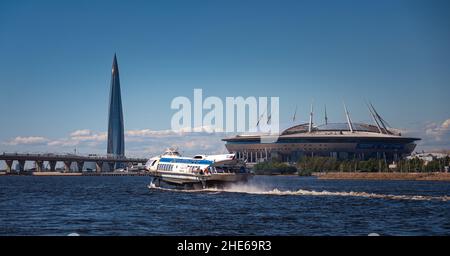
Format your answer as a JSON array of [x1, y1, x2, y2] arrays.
[[313, 172, 450, 181], [2, 171, 450, 181]]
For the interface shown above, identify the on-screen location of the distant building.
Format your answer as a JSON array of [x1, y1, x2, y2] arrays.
[[107, 54, 125, 169], [407, 152, 449, 162], [223, 103, 420, 163]]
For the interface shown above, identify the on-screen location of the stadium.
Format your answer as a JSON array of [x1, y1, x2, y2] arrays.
[[222, 103, 420, 163]]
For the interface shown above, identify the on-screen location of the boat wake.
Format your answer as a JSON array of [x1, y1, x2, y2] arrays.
[[148, 183, 449, 202]]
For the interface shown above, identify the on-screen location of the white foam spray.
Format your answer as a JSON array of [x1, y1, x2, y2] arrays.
[[148, 183, 449, 202]]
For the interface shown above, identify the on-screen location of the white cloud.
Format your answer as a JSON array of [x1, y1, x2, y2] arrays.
[[124, 128, 228, 157], [1, 128, 229, 158], [125, 126, 220, 139], [5, 136, 49, 146], [45, 130, 107, 147], [444, 119, 450, 129], [180, 125, 223, 133], [69, 129, 106, 141], [4, 119, 449, 156], [69, 129, 92, 137], [125, 129, 174, 137], [47, 139, 79, 147], [425, 118, 450, 141], [402, 118, 450, 152]]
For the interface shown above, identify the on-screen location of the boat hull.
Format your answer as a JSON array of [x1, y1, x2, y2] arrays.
[[148, 170, 252, 187]]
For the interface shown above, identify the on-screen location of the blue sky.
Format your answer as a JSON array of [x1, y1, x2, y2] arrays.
[[0, 0, 449, 157]]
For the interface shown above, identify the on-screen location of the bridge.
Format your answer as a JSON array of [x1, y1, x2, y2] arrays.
[[0, 153, 148, 173]]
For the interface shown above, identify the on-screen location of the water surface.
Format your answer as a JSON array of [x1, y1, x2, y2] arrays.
[[0, 176, 449, 235]]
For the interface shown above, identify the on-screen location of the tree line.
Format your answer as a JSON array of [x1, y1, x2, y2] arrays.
[[253, 156, 450, 176]]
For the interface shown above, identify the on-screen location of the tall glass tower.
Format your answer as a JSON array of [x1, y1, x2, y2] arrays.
[[107, 54, 125, 167]]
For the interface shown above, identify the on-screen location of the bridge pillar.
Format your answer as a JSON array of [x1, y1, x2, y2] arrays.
[[63, 161, 72, 172], [108, 162, 115, 172], [35, 160, 44, 172], [49, 161, 57, 172], [76, 161, 84, 172], [95, 161, 103, 173], [5, 160, 13, 173], [18, 160, 26, 172]]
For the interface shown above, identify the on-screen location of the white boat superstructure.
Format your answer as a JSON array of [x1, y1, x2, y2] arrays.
[[145, 148, 252, 189]]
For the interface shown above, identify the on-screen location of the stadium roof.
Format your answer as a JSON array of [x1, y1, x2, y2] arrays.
[[281, 122, 392, 135]]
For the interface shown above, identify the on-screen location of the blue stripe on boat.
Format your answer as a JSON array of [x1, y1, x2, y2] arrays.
[[159, 157, 213, 165]]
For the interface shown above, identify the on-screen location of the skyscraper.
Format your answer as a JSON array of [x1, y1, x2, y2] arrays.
[[107, 54, 125, 166]]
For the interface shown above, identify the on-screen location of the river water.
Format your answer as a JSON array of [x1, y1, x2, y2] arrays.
[[0, 175, 449, 235]]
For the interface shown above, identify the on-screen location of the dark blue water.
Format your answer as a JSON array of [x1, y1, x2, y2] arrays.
[[1, 176, 449, 236]]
